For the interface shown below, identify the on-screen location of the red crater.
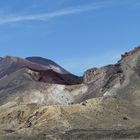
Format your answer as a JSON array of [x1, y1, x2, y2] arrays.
[[0, 56, 82, 85]]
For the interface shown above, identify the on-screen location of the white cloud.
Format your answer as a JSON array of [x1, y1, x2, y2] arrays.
[[0, 2, 107, 25]]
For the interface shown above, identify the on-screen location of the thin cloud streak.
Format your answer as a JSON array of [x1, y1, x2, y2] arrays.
[[0, 3, 107, 25]]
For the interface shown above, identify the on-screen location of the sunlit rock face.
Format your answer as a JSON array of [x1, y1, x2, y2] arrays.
[[81, 47, 140, 102]]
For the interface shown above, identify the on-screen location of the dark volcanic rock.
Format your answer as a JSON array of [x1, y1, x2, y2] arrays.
[[0, 56, 82, 85]]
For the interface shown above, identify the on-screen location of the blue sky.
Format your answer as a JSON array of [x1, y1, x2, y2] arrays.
[[0, 0, 140, 75]]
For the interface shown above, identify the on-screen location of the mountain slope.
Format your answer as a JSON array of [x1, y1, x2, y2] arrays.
[[0, 47, 140, 139], [0, 56, 82, 84], [26, 56, 70, 74]]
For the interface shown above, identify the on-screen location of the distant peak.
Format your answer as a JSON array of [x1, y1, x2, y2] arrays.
[[26, 56, 54, 64], [26, 56, 70, 74], [3, 56, 20, 62], [26, 56, 45, 59]]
